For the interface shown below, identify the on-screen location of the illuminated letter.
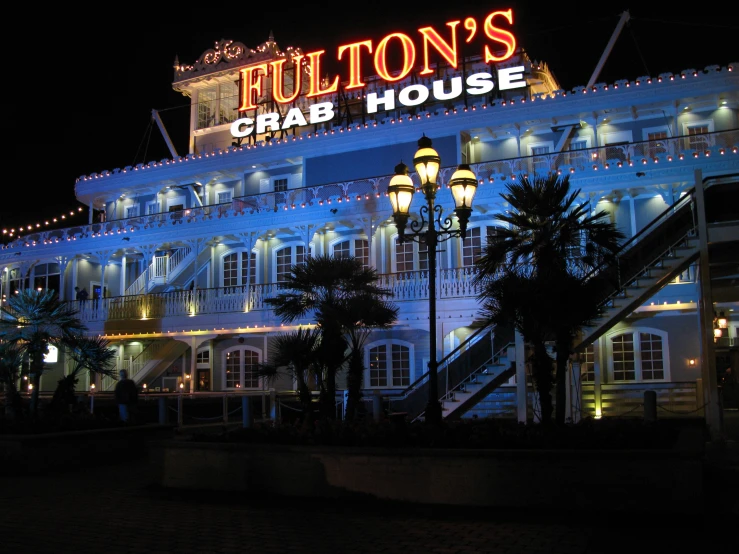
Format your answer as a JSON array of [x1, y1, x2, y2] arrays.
[[432, 76, 462, 101], [366, 90, 396, 114], [231, 117, 254, 138], [239, 64, 268, 111], [483, 9, 516, 63], [282, 107, 308, 129], [338, 40, 373, 90], [398, 84, 430, 107], [419, 21, 460, 75], [256, 112, 281, 134], [466, 72, 494, 95], [306, 51, 339, 98], [374, 33, 415, 83], [309, 102, 335, 124], [270, 55, 304, 104], [498, 66, 526, 90]]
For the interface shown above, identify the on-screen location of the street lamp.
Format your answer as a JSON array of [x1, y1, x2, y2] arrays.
[[387, 135, 478, 425]]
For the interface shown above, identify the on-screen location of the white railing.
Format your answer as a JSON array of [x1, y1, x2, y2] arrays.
[[102, 340, 170, 390], [124, 246, 193, 296], [6, 130, 737, 252], [72, 267, 482, 322]]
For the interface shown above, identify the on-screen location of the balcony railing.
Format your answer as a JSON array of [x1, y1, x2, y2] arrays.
[[5, 130, 737, 250], [71, 266, 484, 322]]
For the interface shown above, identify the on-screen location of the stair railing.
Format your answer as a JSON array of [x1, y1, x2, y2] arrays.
[[581, 188, 698, 317], [439, 341, 515, 405], [103, 340, 170, 390], [386, 324, 494, 419]]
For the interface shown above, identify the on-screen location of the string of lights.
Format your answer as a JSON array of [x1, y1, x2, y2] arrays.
[[2, 207, 86, 239]]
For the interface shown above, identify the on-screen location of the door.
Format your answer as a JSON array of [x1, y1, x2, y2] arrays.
[[197, 369, 211, 392]]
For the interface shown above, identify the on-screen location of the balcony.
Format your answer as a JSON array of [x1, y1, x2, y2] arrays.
[[3, 130, 737, 251], [71, 266, 484, 326]]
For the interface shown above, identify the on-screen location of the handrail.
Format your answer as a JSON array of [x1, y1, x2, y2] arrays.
[[439, 341, 515, 403], [410, 340, 515, 422], [387, 322, 491, 403]]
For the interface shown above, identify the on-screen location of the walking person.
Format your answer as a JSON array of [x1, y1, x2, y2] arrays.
[[114, 369, 139, 424]]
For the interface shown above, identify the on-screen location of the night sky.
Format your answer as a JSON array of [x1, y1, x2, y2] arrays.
[[4, 1, 737, 238]]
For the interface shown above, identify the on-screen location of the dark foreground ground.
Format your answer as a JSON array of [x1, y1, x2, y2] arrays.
[[1, 416, 737, 553]]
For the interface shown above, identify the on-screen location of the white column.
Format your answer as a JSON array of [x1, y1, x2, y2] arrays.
[[120, 255, 127, 297], [515, 330, 527, 424]]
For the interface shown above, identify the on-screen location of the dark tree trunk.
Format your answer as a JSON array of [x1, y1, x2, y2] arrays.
[[554, 336, 571, 425], [344, 347, 364, 421], [531, 342, 554, 423]]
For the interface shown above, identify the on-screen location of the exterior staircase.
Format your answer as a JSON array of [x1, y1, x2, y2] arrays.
[[441, 343, 516, 420], [125, 246, 194, 296], [101, 339, 188, 391], [573, 186, 699, 351], [388, 183, 716, 421], [387, 324, 515, 422]]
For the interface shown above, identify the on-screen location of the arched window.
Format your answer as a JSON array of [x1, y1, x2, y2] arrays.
[[32, 263, 61, 294], [580, 345, 595, 383], [274, 244, 306, 283], [365, 340, 414, 388], [393, 235, 427, 275], [331, 238, 369, 267], [222, 250, 257, 288], [607, 328, 668, 382], [222, 346, 262, 390]]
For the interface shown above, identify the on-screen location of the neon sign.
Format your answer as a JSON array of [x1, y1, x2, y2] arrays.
[[231, 8, 523, 139]]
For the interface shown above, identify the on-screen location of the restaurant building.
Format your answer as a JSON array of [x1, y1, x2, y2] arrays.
[[2, 9, 737, 426]]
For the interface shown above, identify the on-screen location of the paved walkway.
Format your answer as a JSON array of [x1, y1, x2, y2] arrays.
[[1, 452, 737, 554]]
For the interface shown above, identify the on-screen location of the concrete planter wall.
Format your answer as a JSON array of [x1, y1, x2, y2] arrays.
[[151, 440, 705, 513], [0, 424, 174, 474]]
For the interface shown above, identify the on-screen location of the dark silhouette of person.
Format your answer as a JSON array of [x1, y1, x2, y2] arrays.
[[75, 286, 89, 303], [114, 369, 139, 423]]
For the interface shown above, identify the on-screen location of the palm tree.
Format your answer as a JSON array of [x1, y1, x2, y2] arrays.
[[478, 270, 556, 421], [0, 289, 87, 419], [50, 335, 118, 413], [258, 327, 322, 423], [0, 341, 25, 421], [475, 173, 624, 424], [265, 255, 396, 420], [340, 294, 398, 421]]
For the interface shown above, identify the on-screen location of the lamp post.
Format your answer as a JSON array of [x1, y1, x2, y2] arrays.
[[387, 135, 478, 425]]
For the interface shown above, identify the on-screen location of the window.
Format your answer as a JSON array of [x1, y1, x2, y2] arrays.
[[461, 226, 499, 267], [197, 88, 217, 130], [6, 268, 27, 296], [217, 190, 233, 204], [275, 245, 306, 283], [394, 236, 428, 274], [145, 201, 159, 215], [223, 346, 261, 389], [580, 345, 595, 383], [125, 205, 140, 219], [645, 129, 669, 158], [222, 250, 257, 288], [609, 329, 667, 382], [367, 341, 412, 388], [567, 139, 589, 168], [686, 123, 711, 152], [197, 349, 210, 366], [219, 80, 239, 125], [529, 143, 552, 173], [273, 178, 288, 192], [332, 238, 369, 267], [32, 263, 61, 294]]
